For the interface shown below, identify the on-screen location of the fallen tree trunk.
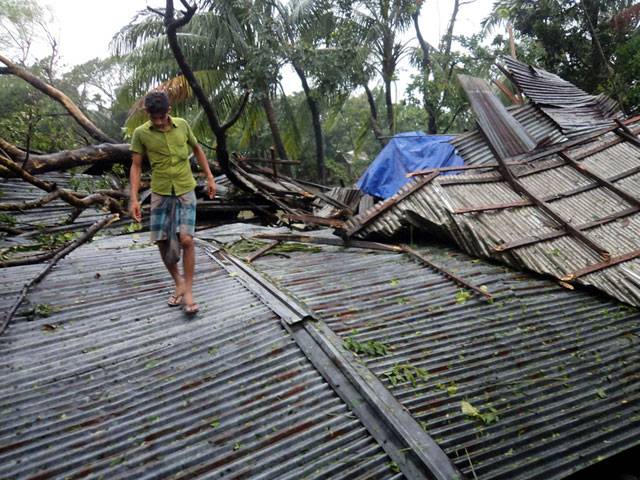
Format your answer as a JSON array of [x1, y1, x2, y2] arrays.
[[0, 137, 131, 174]]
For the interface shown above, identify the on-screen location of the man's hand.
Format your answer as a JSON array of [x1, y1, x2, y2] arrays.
[[207, 175, 217, 199], [130, 199, 142, 222]]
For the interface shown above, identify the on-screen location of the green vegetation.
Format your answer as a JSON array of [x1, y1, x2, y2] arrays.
[[226, 238, 322, 257], [461, 400, 500, 425], [455, 289, 472, 304], [384, 363, 429, 387], [343, 336, 390, 357], [36, 231, 79, 250], [1, 0, 638, 186]]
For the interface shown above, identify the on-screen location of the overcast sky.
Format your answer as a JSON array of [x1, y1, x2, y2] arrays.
[[38, 0, 498, 94]]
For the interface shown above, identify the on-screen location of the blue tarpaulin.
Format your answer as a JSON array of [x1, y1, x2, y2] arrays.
[[356, 132, 464, 199]]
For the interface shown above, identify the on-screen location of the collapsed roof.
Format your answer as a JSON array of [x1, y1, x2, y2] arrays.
[[345, 56, 640, 307]]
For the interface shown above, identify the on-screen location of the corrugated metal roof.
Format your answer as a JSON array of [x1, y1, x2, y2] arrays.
[[451, 103, 567, 167], [502, 56, 623, 137], [0, 172, 113, 229], [0, 233, 404, 480], [345, 73, 640, 307], [239, 232, 640, 480], [0, 172, 135, 262], [458, 75, 536, 159]]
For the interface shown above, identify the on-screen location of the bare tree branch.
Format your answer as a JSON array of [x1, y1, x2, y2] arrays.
[[1, 214, 119, 336], [147, 6, 165, 16], [0, 153, 125, 215], [364, 84, 386, 147], [0, 190, 61, 211]]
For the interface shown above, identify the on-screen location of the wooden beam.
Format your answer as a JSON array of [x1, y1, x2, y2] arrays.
[[401, 245, 493, 301], [455, 163, 640, 214], [562, 248, 640, 281], [559, 152, 640, 209], [483, 132, 611, 259], [494, 206, 639, 252], [253, 233, 404, 253], [245, 240, 281, 263], [284, 214, 345, 229]]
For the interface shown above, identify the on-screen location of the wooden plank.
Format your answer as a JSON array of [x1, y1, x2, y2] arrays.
[[285, 214, 345, 229], [455, 163, 640, 214], [493, 143, 611, 259], [559, 152, 640, 208], [460, 77, 612, 260], [253, 233, 404, 253], [615, 119, 640, 149], [409, 163, 502, 177]]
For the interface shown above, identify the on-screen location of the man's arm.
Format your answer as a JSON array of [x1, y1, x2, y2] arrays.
[[193, 143, 216, 199], [129, 152, 143, 222]]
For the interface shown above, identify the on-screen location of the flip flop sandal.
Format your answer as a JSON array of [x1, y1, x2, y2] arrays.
[[183, 303, 200, 315], [167, 294, 183, 307]]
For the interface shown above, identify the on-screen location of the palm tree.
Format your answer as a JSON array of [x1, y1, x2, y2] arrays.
[[352, 0, 415, 134]]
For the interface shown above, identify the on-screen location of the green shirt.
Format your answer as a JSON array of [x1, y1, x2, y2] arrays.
[[130, 116, 198, 196]]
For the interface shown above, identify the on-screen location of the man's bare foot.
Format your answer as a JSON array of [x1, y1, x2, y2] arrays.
[[174, 276, 187, 296]]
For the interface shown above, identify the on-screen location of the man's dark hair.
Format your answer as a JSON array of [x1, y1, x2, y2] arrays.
[[144, 91, 170, 115]]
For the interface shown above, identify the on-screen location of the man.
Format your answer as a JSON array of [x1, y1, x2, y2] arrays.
[[129, 91, 216, 315]]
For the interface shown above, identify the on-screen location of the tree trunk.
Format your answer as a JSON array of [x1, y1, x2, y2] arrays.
[[412, 9, 438, 134], [292, 62, 325, 183], [581, 0, 614, 86], [383, 75, 394, 133], [440, 0, 460, 63], [363, 84, 387, 147], [260, 95, 288, 160], [381, 31, 395, 133]]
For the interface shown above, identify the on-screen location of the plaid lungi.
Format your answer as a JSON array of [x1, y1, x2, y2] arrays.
[[149, 190, 197, 243]]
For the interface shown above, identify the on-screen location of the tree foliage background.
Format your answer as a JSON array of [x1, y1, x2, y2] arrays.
[[1, 0, 639, 184]]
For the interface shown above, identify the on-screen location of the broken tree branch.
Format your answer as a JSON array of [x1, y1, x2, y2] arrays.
[[0, 153, 125, 215], [0, 190, 61, 211], [0, 53, 118, 144], [1, 214, 119, 337], [221, 90, 251, 131]]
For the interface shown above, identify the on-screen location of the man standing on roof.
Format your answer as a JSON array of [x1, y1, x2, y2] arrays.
[[129, 91, 216, 315]]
